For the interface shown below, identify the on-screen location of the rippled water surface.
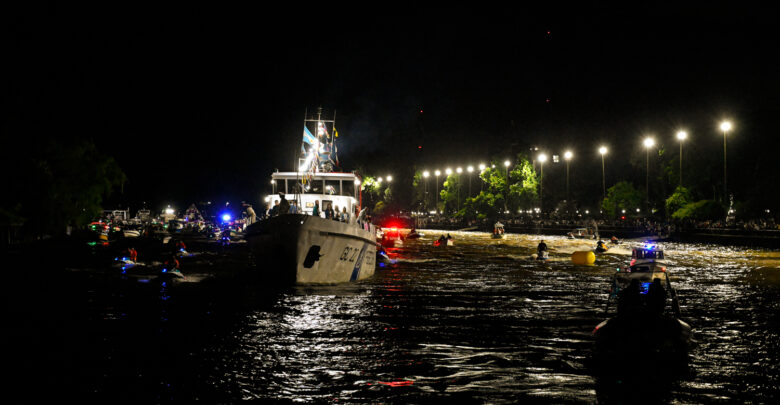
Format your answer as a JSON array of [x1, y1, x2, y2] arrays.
[[17, 231, 780, 403]]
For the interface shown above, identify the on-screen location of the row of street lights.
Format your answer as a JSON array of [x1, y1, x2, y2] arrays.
[[417, 120, 733, 215]]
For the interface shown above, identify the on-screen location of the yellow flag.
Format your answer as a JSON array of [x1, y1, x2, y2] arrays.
[[334, 128, 339, 137]]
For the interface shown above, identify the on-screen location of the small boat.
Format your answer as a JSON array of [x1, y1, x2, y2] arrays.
[[592, 244, 691, 366], [491, 221, 505, 239], [567, 227, 596, 239], [433, 236, 454, 247], [379, 227, 404, 248]]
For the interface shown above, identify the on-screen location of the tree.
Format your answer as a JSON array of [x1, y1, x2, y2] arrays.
[[671, 200, 725, 221], [665, 186, 692, 218], [601, 181, 643, 218], [507, 155, 538, 213], [5, 139, 126, 238], [439, 173, 463, 215]]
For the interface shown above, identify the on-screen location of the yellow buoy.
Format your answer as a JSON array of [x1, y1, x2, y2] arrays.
[[571, 250, 596, 265]]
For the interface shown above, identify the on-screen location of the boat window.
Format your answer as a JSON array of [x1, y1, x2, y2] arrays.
[[342, 180, 355, 197], [322, 200, 333, 212], [630, 265, 652, 273], [325, 180, 341, 195]]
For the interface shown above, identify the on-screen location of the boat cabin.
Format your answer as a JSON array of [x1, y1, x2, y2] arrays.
[[630, 244, 665, 265], [493, 221, 505, 235], [265, 172, 360, 217]]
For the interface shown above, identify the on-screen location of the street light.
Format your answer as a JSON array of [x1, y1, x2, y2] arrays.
[[478, 163, 486, 192], [599, 146, 607, 200], [504, 160, 511, 212], [271, 179, 276, 194], [386, 175, 392, 182], [456, 167, 462, 211], [435, 170, 441, 213], [467, 165, 474, 198], [564, 150, 573, 201], [423, 171, 430, 210], [538, 153, 547, 213], [676, 131, 687, 187], [643, 137, 655, 211], [720, 121, 732, 203]]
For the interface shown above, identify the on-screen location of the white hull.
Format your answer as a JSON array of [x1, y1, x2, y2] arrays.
[[245, 214, 376, 284]]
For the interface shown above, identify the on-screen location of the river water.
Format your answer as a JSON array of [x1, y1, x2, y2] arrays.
[[13, 231, 780, 403]]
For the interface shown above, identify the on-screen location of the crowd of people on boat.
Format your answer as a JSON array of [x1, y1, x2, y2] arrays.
[[262, 192, 368, 228]]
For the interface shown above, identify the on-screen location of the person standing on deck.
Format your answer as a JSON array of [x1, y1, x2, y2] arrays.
[[278, 192, 290, 215], [312, 200, 320, 217]]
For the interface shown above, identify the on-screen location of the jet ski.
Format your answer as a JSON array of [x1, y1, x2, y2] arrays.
[[376, 247, 396, 267], [595, 240, 609, 253], [113, 257, 139, 272], [406, 229, 422, 239], [158, 267, 185, 280], [530, 250, 549, 260]]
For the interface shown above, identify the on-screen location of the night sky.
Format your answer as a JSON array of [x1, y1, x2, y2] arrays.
[[4, 5, 779, 213]]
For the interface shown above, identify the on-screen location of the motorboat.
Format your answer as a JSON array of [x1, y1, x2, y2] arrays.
[[244, 109, 376, 284], [567, 227, 596, 239], [592, 245, 691, 365], [491, 221, 505, 239], [379, 227, 404, 248]]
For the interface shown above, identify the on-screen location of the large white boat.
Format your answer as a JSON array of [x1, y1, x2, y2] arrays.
[[244, 109, 377, 284]]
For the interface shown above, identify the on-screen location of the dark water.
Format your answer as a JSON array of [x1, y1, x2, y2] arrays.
[[8, 232, 780, 403]]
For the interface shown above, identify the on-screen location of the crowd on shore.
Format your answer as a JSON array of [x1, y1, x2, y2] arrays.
[[414, 215, 779, 233]]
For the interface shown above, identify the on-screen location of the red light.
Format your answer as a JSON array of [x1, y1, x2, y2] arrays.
[[621, 216, 626, 220], [419, 110, 423, 114], [418, 145, 422, 149]]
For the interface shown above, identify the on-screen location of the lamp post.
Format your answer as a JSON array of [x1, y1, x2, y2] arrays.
[[434, 170, 441, 213], [564, 150, 573, 201], [504, 160, 511, 213], [271, 179, 276, 194], [720, 121, 731, 203], [445, 168, 452, 214], [456, 167, 463, 211], [478, 163, 486, 192], [538, 154, 547, 214], [423, 171, 430, 211], [467, 165, 474, 198], [676, 131, 687, 187], [599, 146, 607, 200], [643, 137, 655, 211]]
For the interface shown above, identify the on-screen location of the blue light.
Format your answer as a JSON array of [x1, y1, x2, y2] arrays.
[[221, 213, 232, 222], [640, 282, 651, 294], [162, 268, 168, 273], [379, 262, 386, 268]]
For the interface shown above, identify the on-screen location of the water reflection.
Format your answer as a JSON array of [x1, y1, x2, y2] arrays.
[[198, 230, 780, 402]]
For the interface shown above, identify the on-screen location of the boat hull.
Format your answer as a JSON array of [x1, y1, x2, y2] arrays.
[[592, 314, 692, 363], [245, 214, 376, 284]]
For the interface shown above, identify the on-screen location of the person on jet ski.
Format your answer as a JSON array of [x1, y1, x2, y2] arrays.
[[537, 240, 548, 259], [446, 233, 453, 240], [596, 240, 607, 252], [436, 235, 447, 246], [610, 235, 619, 244]]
